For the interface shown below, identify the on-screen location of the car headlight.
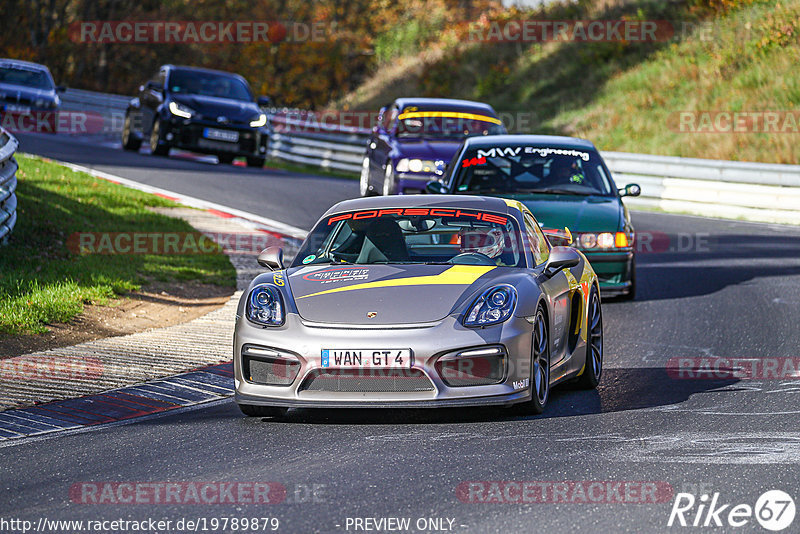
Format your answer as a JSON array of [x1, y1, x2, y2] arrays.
[[168, 101, 194, 119], [249, 113, 267, 128], [395, 158, 443, 174], [575, 232, 631, 249], [246, 284, 285, 327], [464, 285, 517, 327]]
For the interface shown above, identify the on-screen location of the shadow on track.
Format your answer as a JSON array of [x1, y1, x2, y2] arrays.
[[632, 233, 800, 302], [231, 367, 738, 425]]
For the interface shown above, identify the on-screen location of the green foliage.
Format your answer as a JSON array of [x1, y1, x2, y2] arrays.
[[0, 155, 235, 335]]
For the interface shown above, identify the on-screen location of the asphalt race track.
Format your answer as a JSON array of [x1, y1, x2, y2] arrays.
[[2, 133, 800, 533]]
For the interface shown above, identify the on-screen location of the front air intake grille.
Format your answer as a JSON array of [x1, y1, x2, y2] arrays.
[[435, 346, 507, 387], [300, 369, 434, 393], [242, 345, 300, 386]]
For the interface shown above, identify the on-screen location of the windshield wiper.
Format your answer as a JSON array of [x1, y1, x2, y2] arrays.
[[313, 258, 355, 265], [519, 188, 594, 196]]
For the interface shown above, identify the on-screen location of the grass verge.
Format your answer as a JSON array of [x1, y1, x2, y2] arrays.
[[0, 154, 236, 335]]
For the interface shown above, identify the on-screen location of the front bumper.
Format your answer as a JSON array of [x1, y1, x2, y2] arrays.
[[0, 107, 59, 134], [396, 173, 440, 194], [579, 249, 634, 295], [161, 117, 268, 157], [234, 313, 534, 408]]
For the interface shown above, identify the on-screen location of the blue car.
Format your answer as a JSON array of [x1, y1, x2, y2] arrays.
[[0, 59, 65, 133], [122, 65, 271, 167], [360, 98, 506, 196]]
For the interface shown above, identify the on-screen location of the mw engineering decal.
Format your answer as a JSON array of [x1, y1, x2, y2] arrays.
[[476, 147, 591, 161]]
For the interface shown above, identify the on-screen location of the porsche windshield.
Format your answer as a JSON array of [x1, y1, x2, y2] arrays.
[[293, 209, 525, 267], [396, 110, 506, 139], [451, 146, 615, 196]]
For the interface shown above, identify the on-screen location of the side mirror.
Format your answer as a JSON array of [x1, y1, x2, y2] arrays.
[[257, 246, 284, 271], [257, 96, 272, 108], [373, 106, 387, 133], [619, 183, 641, 197], [544, 246, 580, 278], [56, 85, 66, 93], [145, 81, 162, 92], [543, 227, 573, 247], [425, 181, 448, 194]]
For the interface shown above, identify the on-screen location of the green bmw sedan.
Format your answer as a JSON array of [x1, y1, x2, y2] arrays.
[[428, 134, 641, 299]]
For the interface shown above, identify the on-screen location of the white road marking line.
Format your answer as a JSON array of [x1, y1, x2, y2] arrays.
[[21, 154, 309, 240]]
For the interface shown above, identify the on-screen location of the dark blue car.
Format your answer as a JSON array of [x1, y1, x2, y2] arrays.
[[0, 59, 65, 133], [359, 98, 506, 196], [122, 65, 271, 167]]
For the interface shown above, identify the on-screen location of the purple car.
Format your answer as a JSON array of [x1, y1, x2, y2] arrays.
[[360, 98, 507, 196]]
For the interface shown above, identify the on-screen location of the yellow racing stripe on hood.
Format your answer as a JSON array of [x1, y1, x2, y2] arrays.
[[296, 265, 495, 299], [396, 111, 502, 125]]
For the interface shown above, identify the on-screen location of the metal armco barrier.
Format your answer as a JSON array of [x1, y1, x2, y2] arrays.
[[603, 152, 800, 225], [60, 88, 130, 136], [0, 128, 19, 244], [267, 112, 369, 174], [28, 88, 800, 224]]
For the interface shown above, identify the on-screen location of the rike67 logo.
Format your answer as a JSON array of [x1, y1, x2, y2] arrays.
[[668, 490, 795, 531]]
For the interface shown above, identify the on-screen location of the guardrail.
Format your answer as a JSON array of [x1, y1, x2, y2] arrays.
[[60, 88, 130, 136], [31, 89, 800, 224], [0, 128, 19, 244], [603, 152, 800, 225], [267, 113, 369, 174]]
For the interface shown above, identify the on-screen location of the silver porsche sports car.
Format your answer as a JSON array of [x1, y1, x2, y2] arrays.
[[234, 195, 603, 417]]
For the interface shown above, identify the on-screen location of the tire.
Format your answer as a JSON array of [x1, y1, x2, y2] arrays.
[[121, 113, 141, 151], [218, 154, 235, 165], [575, 288, 603, 389], [359, 156, 375, 197], [517, 305, 550, 415], [382, 161, 397, 196], [238, 404, 287, 418], [246, 156, 265, 168], [149, 118, 169, 156]]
